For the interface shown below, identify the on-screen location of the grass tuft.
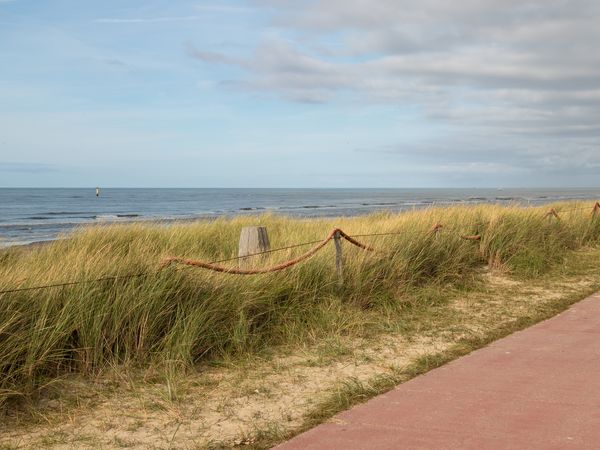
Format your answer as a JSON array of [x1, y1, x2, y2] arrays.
[[1, 201, 600, 409]]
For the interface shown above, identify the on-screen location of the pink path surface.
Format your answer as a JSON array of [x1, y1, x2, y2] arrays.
[[276, 291, 600, 449]]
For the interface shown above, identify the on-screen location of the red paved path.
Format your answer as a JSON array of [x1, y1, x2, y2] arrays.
[[276, 291, 600, 449]]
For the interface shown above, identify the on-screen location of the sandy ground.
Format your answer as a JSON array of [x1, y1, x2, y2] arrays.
[[1, 267, 599, 449]]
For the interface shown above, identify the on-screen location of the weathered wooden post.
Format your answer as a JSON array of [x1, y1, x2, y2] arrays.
[[333, 230, 343, 286], [238, 226, 270, 268]]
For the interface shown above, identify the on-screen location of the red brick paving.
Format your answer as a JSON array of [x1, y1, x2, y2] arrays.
[[276, 292, 600, 449]]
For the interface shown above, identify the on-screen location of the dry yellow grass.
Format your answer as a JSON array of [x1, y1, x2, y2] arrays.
[[2, 244, 600, 449], [1, 201, 600, 417]]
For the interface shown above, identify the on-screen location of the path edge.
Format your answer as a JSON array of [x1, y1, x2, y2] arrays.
[[255, 285, 600, 450]]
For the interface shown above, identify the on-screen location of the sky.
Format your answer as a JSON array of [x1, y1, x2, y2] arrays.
[[1, 0, 599, 188]]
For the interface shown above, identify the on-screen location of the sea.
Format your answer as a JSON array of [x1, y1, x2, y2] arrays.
[[1, 188, 600, 247]]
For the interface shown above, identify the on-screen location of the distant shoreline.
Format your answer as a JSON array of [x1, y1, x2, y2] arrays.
[[3, 199, 600, 449], [3, 187, 600, 248], [4, 197, 600, 249]]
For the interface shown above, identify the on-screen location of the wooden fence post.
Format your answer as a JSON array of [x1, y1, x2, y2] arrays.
[[238, 226, 270, 269], [333, 230, 343, 286]]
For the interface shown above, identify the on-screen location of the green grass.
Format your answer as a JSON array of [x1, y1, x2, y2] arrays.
[[1, 201, 600, 410], [247, 260, 600, 449]]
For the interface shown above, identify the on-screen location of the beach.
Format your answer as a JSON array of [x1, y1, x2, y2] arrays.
[[3, 187, 600, 247], [2, 201, 600, 447]]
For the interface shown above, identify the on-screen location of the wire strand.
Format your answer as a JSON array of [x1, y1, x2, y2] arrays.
[[2, 202, 599, 294], [0, 271, 154, 294], [0, 238, 327, 294]]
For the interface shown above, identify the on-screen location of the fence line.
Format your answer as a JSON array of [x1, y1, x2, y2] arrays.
[[162, 228, 340, 275], [0, 271, 155, 295], [0, 238, 330, 295], [2, 202, 600, 294]]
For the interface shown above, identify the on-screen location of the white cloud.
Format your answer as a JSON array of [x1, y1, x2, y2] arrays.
[[187, 0, 600, 179]]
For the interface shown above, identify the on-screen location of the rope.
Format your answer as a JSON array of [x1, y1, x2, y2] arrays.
[[2, 200, 600, 292], [161, 230, 336, 274], [0, 239, 328, 295], [544, 208, 561, 219], [194, 239, 325, 265], [336, 229, 375, 251], [162, 228, 374, 275]]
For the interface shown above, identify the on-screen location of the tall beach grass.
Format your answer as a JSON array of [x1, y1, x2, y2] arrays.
[[1, 201, 600, 406]]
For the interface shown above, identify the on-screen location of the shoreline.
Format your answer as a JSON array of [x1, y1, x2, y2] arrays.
[[3, 200, 600, 447], [3, 197, 600, 249]]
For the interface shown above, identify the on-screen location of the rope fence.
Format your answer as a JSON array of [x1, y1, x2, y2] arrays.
[[2, 201, 600, 295], [161, 227, 377, 275]]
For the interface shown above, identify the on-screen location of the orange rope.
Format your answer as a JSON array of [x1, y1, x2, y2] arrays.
[[430, 223, 444, 233], [336, 228, 375, 251], [544, 208, 561, 220], [4, 201, 600, 292], [429, 222, 480, 241], [461, 234, 482, 241], [161, 228, 374, 275]]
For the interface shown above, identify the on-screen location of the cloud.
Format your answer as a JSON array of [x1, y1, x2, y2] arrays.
[[185, 44, 240, 65], [356, 132, 600, 179], [184, 0, 600, 183], [101, 58, 127, 67], [189, 0, 600, 137]]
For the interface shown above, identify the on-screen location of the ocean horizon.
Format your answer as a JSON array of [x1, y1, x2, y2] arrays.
[[2, 187, 600, 247]]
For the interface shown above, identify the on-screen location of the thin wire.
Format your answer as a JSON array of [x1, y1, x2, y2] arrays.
[[204, 239, 324, 264], [2, 204, 598, 295], [0, 271, 154, 294], [0, 238, 326, 295], [348, 231, 405, 238]]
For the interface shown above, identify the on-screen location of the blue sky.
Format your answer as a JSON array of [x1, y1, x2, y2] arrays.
[[1, 0, 599, 187]]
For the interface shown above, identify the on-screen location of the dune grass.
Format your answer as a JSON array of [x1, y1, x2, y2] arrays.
[[1, 201, 600, 409]]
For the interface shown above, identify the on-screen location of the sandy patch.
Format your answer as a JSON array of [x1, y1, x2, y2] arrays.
[[2, 268, 600, 449]]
